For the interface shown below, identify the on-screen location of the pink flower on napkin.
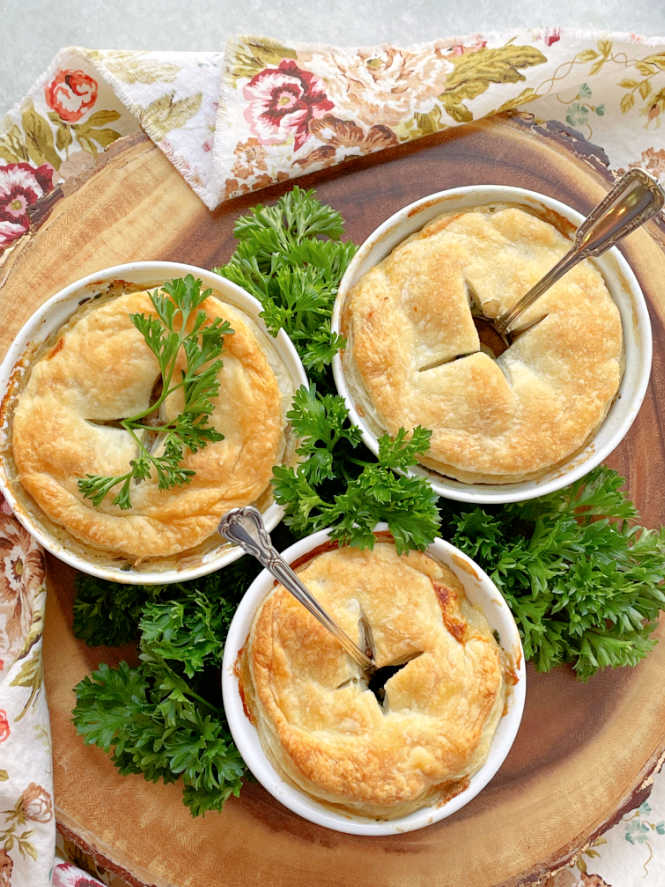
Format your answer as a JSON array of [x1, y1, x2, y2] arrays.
[[449, 38, 487, 56], [243, 59, 333, 151], [0, 513, 46, 668], [298, 44, 453, 127], [53, 861, 105, 887], [0, 162, 54, 248], [0, 709, 9, 742], [45, 69, 98, 123]]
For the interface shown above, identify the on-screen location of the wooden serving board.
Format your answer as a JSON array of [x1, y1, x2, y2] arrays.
[[2, 113, 665, 887]]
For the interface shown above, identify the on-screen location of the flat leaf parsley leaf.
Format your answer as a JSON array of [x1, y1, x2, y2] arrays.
[[77, 274, 232, 510]]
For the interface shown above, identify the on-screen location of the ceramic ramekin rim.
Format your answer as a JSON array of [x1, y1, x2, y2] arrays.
[[0, 260, 308, 584], [221, 524, 527, 836], [331, 184, 653, 505]]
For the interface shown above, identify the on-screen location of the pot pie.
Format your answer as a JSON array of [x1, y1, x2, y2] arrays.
[[9, 284, 291, 562], [340, 205, 624, 483], [239, 539, 509, 819]]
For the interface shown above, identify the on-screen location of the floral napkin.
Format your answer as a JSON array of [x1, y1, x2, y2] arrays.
[[0, 499, 53, 887], [2, 30, 665, 256], [1, 28, 665, 887]]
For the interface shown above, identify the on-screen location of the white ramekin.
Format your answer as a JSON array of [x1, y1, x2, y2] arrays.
[[0, 261, 307, 584], [221, 525, 526, 836], [331, 185, 653, 504]]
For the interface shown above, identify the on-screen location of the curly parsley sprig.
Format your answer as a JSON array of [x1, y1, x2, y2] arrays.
[[77, 275, 232, 510], [441, 466, 665, 680], [72, 563, 254, 816], [272, 384, 441, 553], [215, 186, 356, 382], [216, 189, 439, 551]]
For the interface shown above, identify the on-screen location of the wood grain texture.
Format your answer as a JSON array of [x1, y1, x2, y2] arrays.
[[2, 112, 662, 886]]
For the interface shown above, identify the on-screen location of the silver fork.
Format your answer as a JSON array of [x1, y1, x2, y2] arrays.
[[475, 168, 665, 354], [218, 506, 375, 672]]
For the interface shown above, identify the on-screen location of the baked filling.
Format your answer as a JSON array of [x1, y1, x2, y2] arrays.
[[10, 287, 287, 560], [341, 206, 624, 483], [240, 540, 507, 819]]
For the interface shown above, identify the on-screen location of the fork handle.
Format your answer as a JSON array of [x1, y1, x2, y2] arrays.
[[218, 506, 374, 671], [574, 168, 664, 257], [496, 169, 665, 335]]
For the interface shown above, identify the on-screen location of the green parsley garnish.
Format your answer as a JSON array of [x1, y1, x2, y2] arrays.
[[272, 385, 440, 553], [72, 188, 442, 817], [216, 185, 356, 382], [72, 562, 255, 816], [441, 466, 665, 680], [77, 275, 232, 510], [216, 187, 440, 551]]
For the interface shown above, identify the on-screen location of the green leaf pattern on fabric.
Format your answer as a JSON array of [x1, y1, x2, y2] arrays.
[[394, 105, 446, 140], [0, 122, 31, 164], [228, 38, 297, 82], [138, 91, 203, 141], [86, 49, 182, 84], [10, 648, 43, 723], [20, 103, 61, 169], [439, 44, 547, 122]]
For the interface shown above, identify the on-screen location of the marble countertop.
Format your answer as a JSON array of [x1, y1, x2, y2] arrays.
[[2, 0, 665, 118]]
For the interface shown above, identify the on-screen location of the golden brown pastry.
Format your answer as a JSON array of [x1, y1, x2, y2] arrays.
[[241, 540, 506, 818], [341, 206, 623, 483], [11, 287, 286, 560]]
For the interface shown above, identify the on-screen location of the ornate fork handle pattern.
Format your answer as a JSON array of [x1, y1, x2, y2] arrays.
[[218, 505, 277, 566], [218, 507, 375, 672], [495, 168, 665, 336]]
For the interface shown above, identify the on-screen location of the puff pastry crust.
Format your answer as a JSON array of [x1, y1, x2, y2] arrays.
[[341, 206, 623, 483], [242, 541, 506, 818], [11, 289, 284, 559]]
